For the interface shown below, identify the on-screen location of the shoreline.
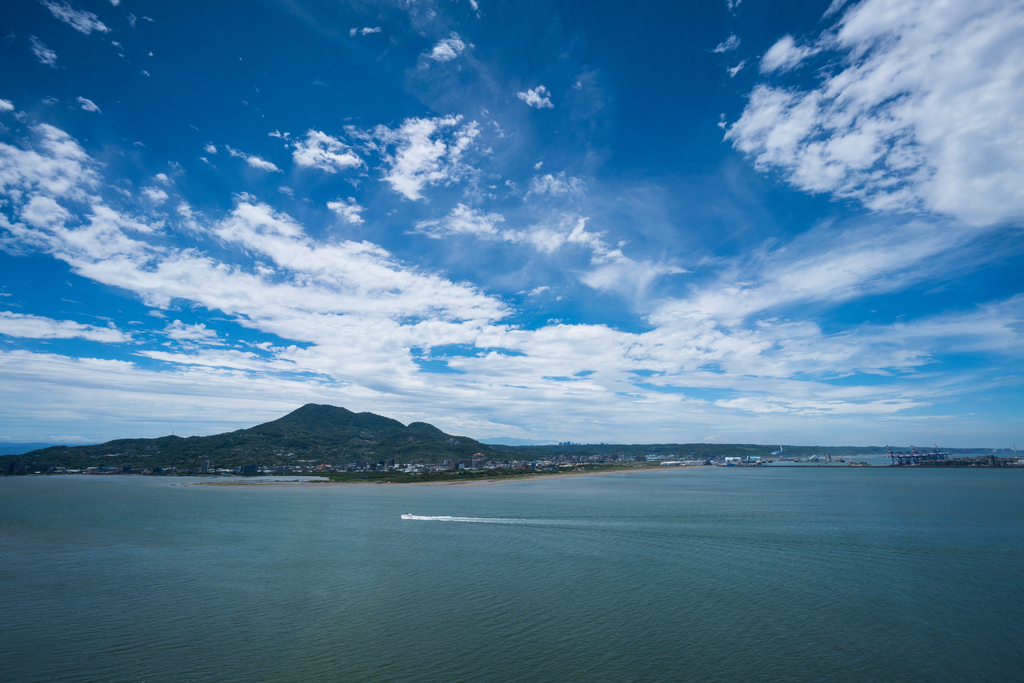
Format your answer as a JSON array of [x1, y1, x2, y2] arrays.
[[184, 465, 694, 488]]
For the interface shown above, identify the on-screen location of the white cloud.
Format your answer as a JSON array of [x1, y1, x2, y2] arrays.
[[653, 218, 975, 327], [579, 260, 683, 299], [0, 312, 130, 343], [729, 0, 1024, 227], [292, 130, 362, 173], [0, 126, 507, 326], [713, 35, 740, 53], [350, 27, 382, 36], [728, 61, 746, 78], [0, 100, 14, 112], [41, 1, 110, 35], [0, 129, 509, 364], [374, 115, 480, 201], [30, 36, 58, 67], [21, 195, 72, 228], [403, 207, 683, 299], [327, 197, 366, 225], [5, 121, 1020, 444], [526, 172, 585, 199], [426, 32, 466, 62], [204, 144, 217, 154], [516, 216, 602, 255], [527, 286, 550, 297], [760, 35, 818, 73], [517, 85, 554, 109], [0, 123, 100, 203], [0, 349, 339, 441], [142, 187, 168, 203], [413, 203, 504, 239], [508, 217, 673, 293], [76, 96, 101, 113], [164, 320, 219, 343], [408, 206, 670, 297], [137, 348, 299, 372], [226, 146, 281, 172], [824, 0, 852, 18]]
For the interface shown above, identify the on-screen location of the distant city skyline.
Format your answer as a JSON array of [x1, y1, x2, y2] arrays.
[[1, 0, 1022, 447]]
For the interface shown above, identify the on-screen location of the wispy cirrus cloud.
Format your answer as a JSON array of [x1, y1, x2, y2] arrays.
[[29, 36, 58, 67], [41, 0, 110, 34], [727, 0, 1024, 227], [413, 203, 504, 239], [76, 96, 100, 113], [2, 0, 1022, 448], [226, 146, 281, 172], [652, 217, 980, 327], [759, 35, 817, 73], [413, 205, 682, 298], [0, 311, 131, 343], [713, 35, 740, 53], [2, 116, 1020, 444], [0, 125, 509, 388]]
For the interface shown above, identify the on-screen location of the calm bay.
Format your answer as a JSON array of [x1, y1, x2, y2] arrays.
[[2, 467, 1022, 682]]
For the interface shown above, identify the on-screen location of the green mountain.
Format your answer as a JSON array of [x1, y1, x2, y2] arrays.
[[4, 404, 494, 471]]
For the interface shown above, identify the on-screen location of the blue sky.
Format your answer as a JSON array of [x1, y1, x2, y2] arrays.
[[1, 0, 1022, 447]]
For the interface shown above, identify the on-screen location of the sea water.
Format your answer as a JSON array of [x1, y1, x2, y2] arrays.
[[1, 467, 1022, 682]]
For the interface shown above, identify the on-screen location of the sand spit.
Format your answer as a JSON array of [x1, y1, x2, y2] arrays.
[[184, 466, 697, 488]]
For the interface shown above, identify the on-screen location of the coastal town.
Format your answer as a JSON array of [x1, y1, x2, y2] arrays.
[[4, 452, 712, 476], [7, 449, 1022, 476]]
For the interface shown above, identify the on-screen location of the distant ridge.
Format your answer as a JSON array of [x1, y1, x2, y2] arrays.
[[4, 409, 993, 473], [3, 404, 493, 470], [0, 443, 64, 456], [481, 437, 556, 446]]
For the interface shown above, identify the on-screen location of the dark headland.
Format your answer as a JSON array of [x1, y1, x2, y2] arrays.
[[2, 404, 1020, 476]]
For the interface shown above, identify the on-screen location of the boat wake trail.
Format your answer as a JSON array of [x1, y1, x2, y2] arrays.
[[400, 514, 528, 524]]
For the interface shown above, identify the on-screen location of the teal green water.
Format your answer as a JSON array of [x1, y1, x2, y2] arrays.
[[2, 468, 1022, 682]]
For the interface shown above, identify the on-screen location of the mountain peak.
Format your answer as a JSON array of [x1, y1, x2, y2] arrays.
[[6, 405, 493, 468]]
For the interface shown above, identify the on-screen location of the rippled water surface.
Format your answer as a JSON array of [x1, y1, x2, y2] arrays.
[[2, 468, 1022, 682]]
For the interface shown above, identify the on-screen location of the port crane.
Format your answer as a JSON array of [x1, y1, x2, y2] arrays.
[[885, 444, 950, 466]]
